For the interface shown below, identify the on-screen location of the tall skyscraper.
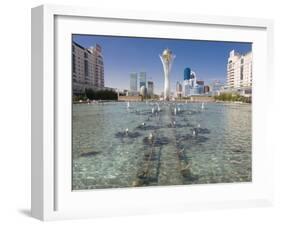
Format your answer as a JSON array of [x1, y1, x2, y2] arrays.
[[227, 50, 252, 89], [72, 42, 104, 95], [160, 48, 176, 101], [139, 72, 147, 88], [184, 67, 191, 81], [147, 81, 154, 96], [130, 72, 138, 92], [89, 44, 104, 88]]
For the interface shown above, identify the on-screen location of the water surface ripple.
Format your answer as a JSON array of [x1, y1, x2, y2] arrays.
[[72, 102, 251, 190]]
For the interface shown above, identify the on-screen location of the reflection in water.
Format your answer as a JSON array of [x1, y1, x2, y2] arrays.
[[72, 102, 252, 190]]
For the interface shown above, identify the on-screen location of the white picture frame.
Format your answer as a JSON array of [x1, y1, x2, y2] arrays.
[[31, 4, 274, 221]]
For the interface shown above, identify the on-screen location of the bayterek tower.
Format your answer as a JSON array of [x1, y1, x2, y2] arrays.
[[159, 48, 175, 101]]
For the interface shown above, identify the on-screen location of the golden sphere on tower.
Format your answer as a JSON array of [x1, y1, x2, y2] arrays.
[[162, 48, 172, 61]]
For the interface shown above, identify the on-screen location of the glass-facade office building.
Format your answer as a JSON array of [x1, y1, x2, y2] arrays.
[[184, 67, 191, 81], [130, 72, 138, 91], [139, 72, 147, 88]]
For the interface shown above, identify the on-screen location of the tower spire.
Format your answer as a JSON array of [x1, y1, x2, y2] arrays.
[[159, 48, 175, 101]]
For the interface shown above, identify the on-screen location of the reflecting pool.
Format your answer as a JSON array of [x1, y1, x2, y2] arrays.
[[72, 102, 251, 190]]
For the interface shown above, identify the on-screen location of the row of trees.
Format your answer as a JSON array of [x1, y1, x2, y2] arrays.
[[214, 93, 251, 103], [85, 89, 118, 100], [73, 89, 118, 101]]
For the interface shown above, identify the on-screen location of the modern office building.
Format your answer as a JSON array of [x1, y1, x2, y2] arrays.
[[209, 80, 224, 96], [227, 50, 252, 89], [130, 72, 138, 92], [176, 81, 182, 98], [128, 72, 139, 96], [196, 80, 204, 94], [204, 85, 210, 93], [72, 42, 104, 95], [184, 67, 191, 80], [182, 70, 204, 96], [147, 81, 154, 96], [139, 72, 147, 88]]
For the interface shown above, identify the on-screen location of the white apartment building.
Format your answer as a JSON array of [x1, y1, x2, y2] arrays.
[[227, 50, 252, 89], [72, 42, 104, 95]]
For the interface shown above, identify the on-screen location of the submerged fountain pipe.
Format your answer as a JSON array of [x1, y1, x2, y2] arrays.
[[160, 49, 175, 101]]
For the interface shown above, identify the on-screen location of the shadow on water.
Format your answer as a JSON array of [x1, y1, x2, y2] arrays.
[[183, 173, 199, 182], [190, 127, 211, 134], [135, 124, 161, 131], [115, 131, 142, 139], [165, 122, 194, 129], [143, 151, 159, 161], [80, 150, 101, 157], [134, 147, 162, 187], [143, 136, 170, 147], [176, 133, 209, 145], [132, 110, 152, 116], [114, 131, 142, 144]]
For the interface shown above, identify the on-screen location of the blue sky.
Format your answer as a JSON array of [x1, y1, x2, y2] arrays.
[[73, 35, 252, 94]]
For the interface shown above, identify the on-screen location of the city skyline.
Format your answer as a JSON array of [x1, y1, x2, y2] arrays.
[[72, 35, 252, 95]]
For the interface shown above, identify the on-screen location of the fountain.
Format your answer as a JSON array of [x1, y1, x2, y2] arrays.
[[201, 102, 205, 110]]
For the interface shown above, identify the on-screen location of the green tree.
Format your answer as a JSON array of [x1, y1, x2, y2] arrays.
[[85, 88, 118, 100]]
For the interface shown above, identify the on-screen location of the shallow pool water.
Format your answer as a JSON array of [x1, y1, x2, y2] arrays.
[[72, 101, 251, 190]]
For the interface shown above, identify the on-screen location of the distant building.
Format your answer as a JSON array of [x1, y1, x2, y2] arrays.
[[190, 96, 215, 102], [118, 95, 142, 102], [184, 67, 191, 80], [196, 80, 204, 94], [183, 70, 204, 96], [140, 86, 147, 97], [204, 85, 210, 93], [147, 81, 154, 96], [227, 50, 252, 89], [72, 42, 104, 95], [128, 73, 139, 96], [209, 80, 224, 96], [139, 72, 147, 88], [130, 72, 138, 92], [176, 81, 182, 97]]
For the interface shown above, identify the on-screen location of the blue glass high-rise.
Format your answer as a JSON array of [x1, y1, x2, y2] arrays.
[[184, 67, 191, 80]]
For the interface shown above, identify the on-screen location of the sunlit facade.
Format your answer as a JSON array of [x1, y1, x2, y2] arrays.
[[160, 48, 175, 101], [227, 50, 252, 89], [72, 42, 104, 95]]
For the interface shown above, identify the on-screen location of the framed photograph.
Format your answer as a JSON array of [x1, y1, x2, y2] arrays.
[[31, 4, 274, 221]]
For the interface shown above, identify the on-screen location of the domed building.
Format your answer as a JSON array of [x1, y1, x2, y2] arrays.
[[140, 85, 147, 97]]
